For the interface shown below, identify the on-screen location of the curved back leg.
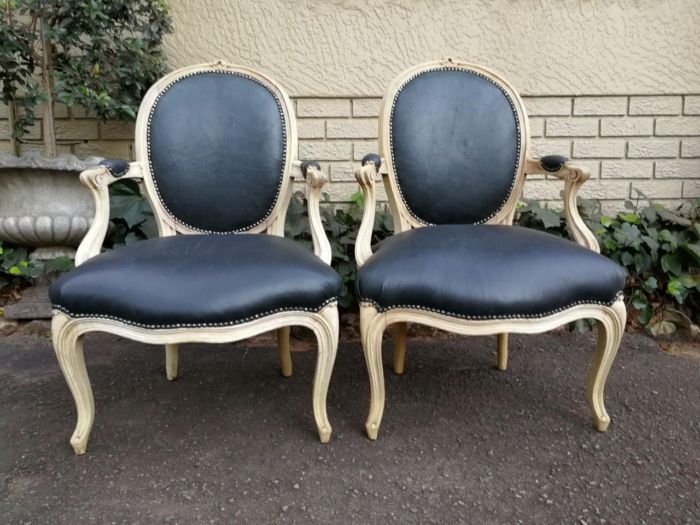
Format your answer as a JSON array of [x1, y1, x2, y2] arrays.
[[496, 333, 508, 371], [52, 314, 94, 454], [277, 327, 292, 377], [165, 344, 178, 380], [392, 322, 407, 374]]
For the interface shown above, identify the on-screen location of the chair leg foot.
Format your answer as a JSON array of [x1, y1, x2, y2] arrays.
[[392, 322, 407, 374], [361, 304, 386, 440], [586, 300, 626, 432], [277, 327, 292, 377], [496, 333, 508, 371], [165, 344, 178, 381], [312, 306, 338, 443], [52, 314, 94, 455], [365, 422, 380, 440]]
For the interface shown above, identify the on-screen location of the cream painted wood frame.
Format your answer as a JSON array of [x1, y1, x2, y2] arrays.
[[354, 58, 626, 440], [53, 62, 337, 454]]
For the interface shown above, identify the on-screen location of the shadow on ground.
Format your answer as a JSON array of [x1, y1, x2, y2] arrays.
[[0, 330, 698, 523]]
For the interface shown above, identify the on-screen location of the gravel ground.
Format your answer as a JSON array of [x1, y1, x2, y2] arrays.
[[0, 329, 698, 524]]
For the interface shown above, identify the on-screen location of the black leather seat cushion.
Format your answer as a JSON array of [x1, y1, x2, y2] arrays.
[[50, 235, 341, 327], [357, 225, 625, 319]]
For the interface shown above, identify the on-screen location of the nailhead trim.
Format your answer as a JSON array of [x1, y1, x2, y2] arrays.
[[389, 66, 522, 226], [53, 297, 338, 329], [146, 70, 288, 234], [359, 291, 624, 320]]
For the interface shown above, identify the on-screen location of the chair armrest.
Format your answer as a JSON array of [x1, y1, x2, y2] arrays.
[[75, 160, 144, 266], [294, 159, 332, 265], [99, 159, 131, 178], [354, 153, 383, 268], [524, 155, 599, 253]]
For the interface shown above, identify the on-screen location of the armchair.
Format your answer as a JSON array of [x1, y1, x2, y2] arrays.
[[354, 60, 626, 440], [50, 62, 341, 453]]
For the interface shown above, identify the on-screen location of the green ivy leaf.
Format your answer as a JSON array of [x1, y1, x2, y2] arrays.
[[631, 293, 648, 309], [613, 223, 642, 248], [535, 207, 562, 229], [620, 251, 635, 266], [603, 237, 619, 251], [109, 181, 152, 227], [641, 206, 657, 224], [667, 279, 685, 300], [642, 277, 658, 292], [638, 306, 653, 326], [658, 229, 675, 243], [641, 235, 659, 252], [618, 212, 638, 224], [43, 257, 74, 273], [661, 253, 682, 276]]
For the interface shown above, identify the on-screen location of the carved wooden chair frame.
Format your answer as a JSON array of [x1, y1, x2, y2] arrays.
[[52, 62, 338, 453], [354, 59, 626, 440]]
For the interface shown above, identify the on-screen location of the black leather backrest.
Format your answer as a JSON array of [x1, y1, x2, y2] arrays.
[[147, 71, 287, 232], [389, 68, 522, 225]]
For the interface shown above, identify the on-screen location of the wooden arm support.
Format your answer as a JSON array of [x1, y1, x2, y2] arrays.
[[524, 156, 600, 253], [75, 162, 143, 266], [296, 160, 332, 265], [354, 157, 381, 268]]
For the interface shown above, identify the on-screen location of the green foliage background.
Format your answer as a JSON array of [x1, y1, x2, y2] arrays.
[[0, 0, 172, 140]]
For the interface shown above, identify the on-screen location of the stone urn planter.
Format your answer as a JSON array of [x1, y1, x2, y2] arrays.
[[0, 152, 102, 259]]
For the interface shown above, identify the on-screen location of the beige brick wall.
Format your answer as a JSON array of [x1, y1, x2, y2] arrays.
[[3, 94, 699, 210]]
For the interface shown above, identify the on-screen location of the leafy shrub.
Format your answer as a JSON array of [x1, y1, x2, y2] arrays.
[[1, 0, 172, 155], [596, 199, 699, 335], [105, 179, 155, 247], [0, 240, 73, 292]]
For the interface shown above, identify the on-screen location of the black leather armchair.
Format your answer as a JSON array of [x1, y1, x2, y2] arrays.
[[354, 60, 626, 440], [50, 62, 341, 453]]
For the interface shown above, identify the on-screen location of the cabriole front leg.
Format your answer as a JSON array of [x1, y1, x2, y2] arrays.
[[361, 304, 386, 440], [586, 300, 626, 431], [52, 313, 94, 454], [311, 305, 339, 443]]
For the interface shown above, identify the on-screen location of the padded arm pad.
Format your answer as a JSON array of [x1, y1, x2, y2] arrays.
[[300, 160, 322, 179], [99, 159, 130, 178], [361, 153, 382, 171], [539, 155, 568, 173]]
